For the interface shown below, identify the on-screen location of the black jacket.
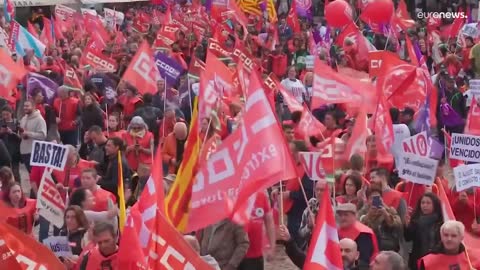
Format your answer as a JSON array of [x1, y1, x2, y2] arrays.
[[0, 139, 12, 168], [81, 104, 105, 135]]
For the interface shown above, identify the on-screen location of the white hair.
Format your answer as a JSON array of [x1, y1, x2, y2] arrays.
[[441, 220, 465, 237]]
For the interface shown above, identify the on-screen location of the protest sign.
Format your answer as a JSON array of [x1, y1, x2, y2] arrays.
[[470, 80, 480, 96], [402, 131, 430, 157], [397, 152, 438, 185], [450, 133, 480, 163], [30, 141, 69, 171], [299, 152, 327, 181], [42, 236, 73, 258], [453, 163, 480, 192], [37, 169, 65, 228], [154, 52, 185, 86], [305, 55, 315, 70]]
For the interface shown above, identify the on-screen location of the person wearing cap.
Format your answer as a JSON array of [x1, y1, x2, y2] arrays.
[[337, 203, 379, 267], [53, 86, 81, 146]]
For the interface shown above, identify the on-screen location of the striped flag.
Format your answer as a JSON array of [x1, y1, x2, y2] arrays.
[[3, 0, 14, 22], [117, 151, 127, 232], [165, 97, 200, 232], [266, 0, 277, 22], [237, 0, 262, 16]]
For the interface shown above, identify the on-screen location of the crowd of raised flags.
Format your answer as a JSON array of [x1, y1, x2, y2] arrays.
[[1, 0, 480, 269]]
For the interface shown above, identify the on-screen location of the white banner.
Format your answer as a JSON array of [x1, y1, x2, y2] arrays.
[[30, 141, 69, 171], [305, 55, 315, 70], [401, 131, 431, 157], [37, 169, 65, 229], [450, 133, 480, 163], [103, 8, 124, 28], [55, 5, 77, 20], [398, 152, 438, 185], [42, 236, 73, 258], [454, 163, 480, 192]]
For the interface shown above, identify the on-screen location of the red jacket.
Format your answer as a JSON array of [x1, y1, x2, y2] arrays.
[[53, 97, 80, 131], [270, 53, 287, 78]]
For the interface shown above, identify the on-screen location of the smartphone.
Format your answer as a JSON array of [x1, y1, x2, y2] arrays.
[[372, 195, 382, 208]]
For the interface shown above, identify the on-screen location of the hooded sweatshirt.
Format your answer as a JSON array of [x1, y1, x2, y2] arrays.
[[19, 110, 47, 154]]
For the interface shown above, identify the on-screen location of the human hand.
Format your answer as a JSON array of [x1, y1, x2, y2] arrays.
[[277, 225, 291, 241]]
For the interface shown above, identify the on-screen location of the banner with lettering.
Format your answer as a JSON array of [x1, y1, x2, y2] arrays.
[[454, 163, 480, 192], [42, 236, 73, 258], [30, 141, 69, 171], [54, 5, 76, 20], [397, 151, 439, 185], [37, 169, 65, 228], [0, 222, 64, 269], [154, 52, 185, 86], [81, 47, 118, 72], [450, 133, 480, 163]]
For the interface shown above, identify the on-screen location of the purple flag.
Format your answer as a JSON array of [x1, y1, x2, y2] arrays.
[[26, 72, 59, 104], [154, 52, 185, 86], [294, 0, 312, 20], [89, 73, 117, 105], [440, 103, 465, 127], [428, 138, 444, 160]]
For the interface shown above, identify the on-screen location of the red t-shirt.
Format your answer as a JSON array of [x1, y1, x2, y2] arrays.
[[91, 187, 117, 212], [245, 192, 271, 258]]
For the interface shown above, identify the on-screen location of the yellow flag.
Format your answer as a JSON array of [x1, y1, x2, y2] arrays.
[[117, 151, 126, 232]]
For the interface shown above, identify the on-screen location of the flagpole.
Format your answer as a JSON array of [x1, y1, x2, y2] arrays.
[[278, 180, 284, 226], [117, 150, 126, 232]]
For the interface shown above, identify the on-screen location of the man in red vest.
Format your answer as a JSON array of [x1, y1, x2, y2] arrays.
[[76, 222, 119, 270], [419, 220, 470, 270], [369, 168, 407, 222], [337, 203, 379, 267], [53, 86, 81, 146]]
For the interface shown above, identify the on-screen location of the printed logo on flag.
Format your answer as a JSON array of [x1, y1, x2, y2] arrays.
[[133, 53, 155, 84]]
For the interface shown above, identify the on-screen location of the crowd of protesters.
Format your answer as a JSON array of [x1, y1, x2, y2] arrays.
[[1, 0, 480, 269]]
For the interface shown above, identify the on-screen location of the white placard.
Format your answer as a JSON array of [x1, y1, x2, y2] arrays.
[[30, 141, 69, 171], [450, 133, 480, 163], [43, 236, 73, 258], [37, 169, 65, 228], [469, 79, 480, 95], [401, 131, 431, 157], [454, 163, 480, 192], [462, 23, 479, 38], [305, 55, 315, 70], [398, 152, 439, 185], [55, 4, 77, 20]]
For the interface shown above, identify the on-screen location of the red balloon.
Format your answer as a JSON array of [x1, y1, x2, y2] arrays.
[[325, 0, 353, 28], [361, 0, 394, 24]]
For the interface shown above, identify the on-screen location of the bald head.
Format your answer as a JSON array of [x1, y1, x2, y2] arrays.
[[174, 122, 188, 140], [340, 238, 359, 268], [183, 235, 200, 253]]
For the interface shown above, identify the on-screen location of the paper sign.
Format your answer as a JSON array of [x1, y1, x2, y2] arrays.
[[305, 55, 315, 70], [43, 236, 73, 258], [299, 151, 327, 181], [398, 152, 439, 185], [454, 163, 480, 192], [469, 79, 480, 96], [450, 133, 480, 163], [401, 131, 431, 157], [37, 169, 65, 228], [30, 141, 69, 171]]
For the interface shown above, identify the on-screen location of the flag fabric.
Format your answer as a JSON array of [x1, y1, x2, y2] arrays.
[[304, 192, 343, 270], [63, 64, 83, 93], [26, 72, 58, 104], [266, 0, 277, 22], [0, 48, 27, 98], [3, 0, 14, 22], [117, 151, 126, 232], [165, 97, 200, 232], [0, 222, 64, 269], [237, 0, 262, 16], [11, 21, 45, 58], [121, 41, 159, 95]]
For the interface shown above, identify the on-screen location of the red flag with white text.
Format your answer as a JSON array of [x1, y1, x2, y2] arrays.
[[0, 222, 64, 269], [0, 49, 27, 98], [466, 98, 480, 136], [304, 192, 343, 270], [187, 71, 297, 232], [121, 41, 159, 95]]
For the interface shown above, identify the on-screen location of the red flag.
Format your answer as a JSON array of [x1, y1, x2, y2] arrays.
[[27, 22, 38, 38], [63, 64, 83, 92], [121, 41, 159, 95], [287, 0, 301, 34], [0, 222, 64, 269], [394, 0, 415, 29], [312, 58, 375, 112], [153, 25, 179, 51], [304, 192, 343, 270], [344, 106, 368, 159], [81, 46, 118, 72], [0, 49, 27, 98], [368, 50, 408, 78], [187, 71, 297, 232], [40, 17, 54, 47], [84, 13, 110, 42], [447, 17, 466, 39], [118, 145, 165, 269], [372, 87, 394, 163], [466, 98, 480, 136]]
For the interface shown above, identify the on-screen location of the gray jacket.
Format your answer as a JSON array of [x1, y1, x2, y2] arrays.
[[19, 110, 47, 154]]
